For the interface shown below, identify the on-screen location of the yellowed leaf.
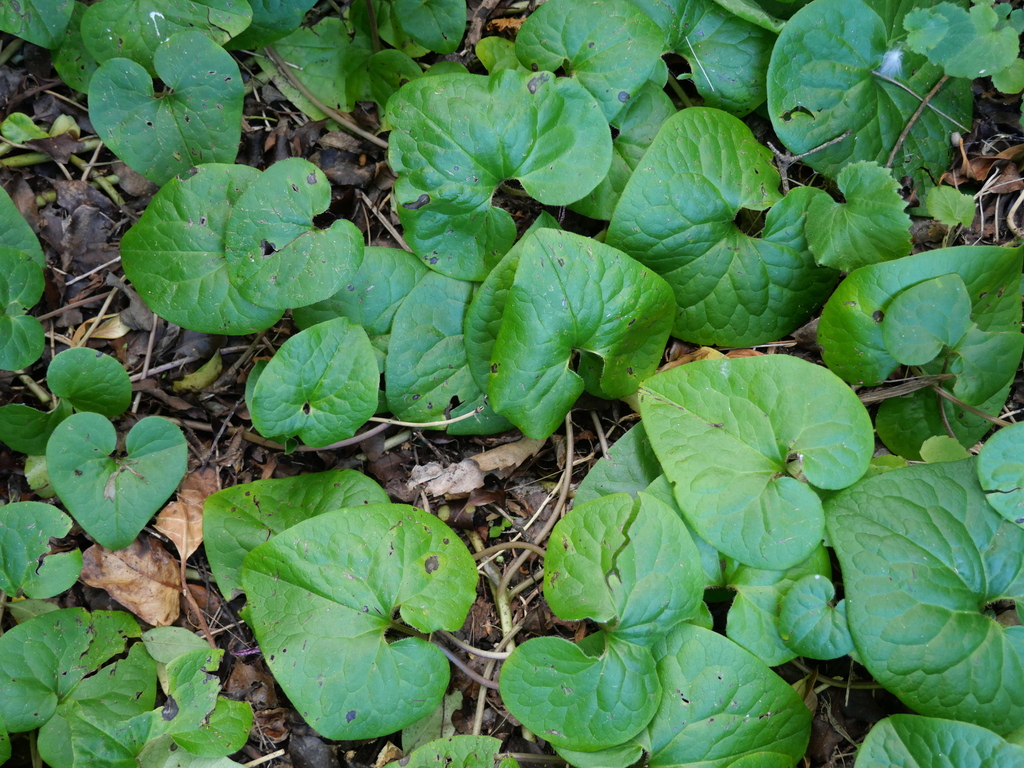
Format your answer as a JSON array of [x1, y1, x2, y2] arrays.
[[70, 313, 128, 346], [469, 437, 546, 474], [81, 536, 181, 626], [155, 467, 219, 560], [173, 351, 223, 392]]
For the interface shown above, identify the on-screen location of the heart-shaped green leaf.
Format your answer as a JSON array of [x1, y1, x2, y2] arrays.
[[89, 31, 244, 186], [81, 0, 251, 73], [0, 248, 45, 372], [607, 108, 838, 346], [0, 0, 73, 48], [574, 423, 662, 505], [0, 502, 82, 599], [978, 423, 1024, 525], [639, 355, 873, 570], [827, 458, 1024, 733], [949, 327, 1024, 406], [881, 273, 974, 365], [628, 0, 777, 115], [120, 163, 283, 335], [53, 2, 99, 92], [0, 608, 140, 733], [818, 244, 1023, 385], [927, 184, 977, 228], [779, 573, 854, 660], [203, 469, 387, 597], [805, 161, 912, 271], [500, 632, 661, 752], [47, 413, 188, 550], [224, 157, 364, 309], [240, 504, 478, 740], [47, 348, 131, 418], [387, 69, 612, 280], [386, 270, 513, 435], [249, 317, 379, 448], [404, 736, 519, 768], [0, 400, 73, 455], [767, 0, 971, 191], [859, 714, 1024, 767], [489, 229, 675, 438], [393, 0, 464, 53], [644, 623, 811, 767], [226, 0, 317, 49], [545, 492, 704, 644], [515, 0, 664, 121]]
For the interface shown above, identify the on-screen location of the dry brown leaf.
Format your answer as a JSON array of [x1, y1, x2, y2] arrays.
[[469, 437, 546, 474], [155, 467, 219, 560], [226, 659, 279, 708], [660, 345, 726, 372], [81, 536, 181, 626], [70, 313, 130, 345], [725, 348, 766, 358], [408, 460, 485, 497], [374, 742, 403, 768]]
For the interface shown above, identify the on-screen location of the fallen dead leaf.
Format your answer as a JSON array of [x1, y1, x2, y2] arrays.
[[374, 741, 403, 768], [81, 536, 181, 626], [725, 348, 766, 358], [469, 437, 546, 475], [408, 459, 485, 497], [70, 313, 130, 345], [173, 351, 223, 392], [659, 345, 726, 372], [155, 466, 220, 560], [226, 659, 279, 709]]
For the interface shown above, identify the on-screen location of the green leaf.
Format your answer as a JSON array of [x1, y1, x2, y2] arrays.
[[89, 31, 244, 186], [920, 434, 973, 463], [904, 1, 1024, 80], [0, 248, 45, 371], [767, 0, 972, 192], [818, 244, 1023, 385], [827, 458, 1024, 733], [639, 355, 873, 570], [722, 546, 832, 665], [1, 113, 48, 142], [949, 326, 1024, 406], [0, 502, 82, 599], [393, 0, 464, 53], [226, 0, 317, 49], [992, 58, 1024, 94], [202, 469, 387, 598], [881, 273, 974, 365], [856, 714, 1024, 767], [249, 318, 379, 447], [0, 716, 8, 764], [240, 504, 477, 740], [570, 81, 676, 221], [47, 348, 132, 418], [515, 0, 663, 121], [81, 0, 251, 73], [805, 161, 912, 271], [927, 184, 976, 227], [544, 492, 704, 643], [224, 157, 364, 309], [141, 627, 210, 665], [500, 632, 661, 751], [386, 270, 512, 434], [476, 36, 524, 74], [575, 423, 662, 504], [0, 0, 73, 48], [706, 0, 784, 32], [403, 736, 518, 768], [978, 423, 1024, 524], [0, 608, 140, 732], [366, 49, 424, 121], [489, 229, 674, 438], [553, 742, 645, 768], [0, 185, 44, 266], [607, 108, 838, 346], [0, 400, 73, 455], [120, 163, 283, 335], [387, 69, 612, 280], [628, 0, 777, 114], [402, 691, 463, 753], [52, 2, 100, 92], [779, 573, 854, 660], [47, 413, 188, 550], [644, 623, 811, 767]]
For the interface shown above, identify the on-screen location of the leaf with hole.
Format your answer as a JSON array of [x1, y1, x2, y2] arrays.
[[978, 423, 1024, 525], [47, 348, 132, 418], [47, 413, 188, 551], [489, 229, 674, 439], [249, 317, 379, 448], [89, 31, 244, 186], [827, 458, 1024, 733], [767, 0, 972, 192], [0, 0, 74, 48], [805, 161, 912, 271], [639, 355, 873, 570], [0, 502, 82, 599], [387, 69, 612, 280], [607, 108, 838, 346], [120, 163, 283, 335], [240, 504, 477, 740], [224, 157, 364, 309], [203, 469, 387, 598]]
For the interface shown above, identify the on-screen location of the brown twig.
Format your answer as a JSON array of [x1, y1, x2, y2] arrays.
[[768, 131, 851, 193], [871, 72, 969, 131], [930, 384, 1014, 427], [887, 75, 949, 168]]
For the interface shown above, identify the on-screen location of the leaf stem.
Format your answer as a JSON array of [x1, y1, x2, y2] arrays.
[[437, 629, 512, 659], [471, 541, 546, 561], [789, 657, 883, 690], [363, 0, 381, 54], [929, 384, 1014, 427], [886, 75, 950, 168], [437, 644, 500, 690], [368, 405, 486, 428]]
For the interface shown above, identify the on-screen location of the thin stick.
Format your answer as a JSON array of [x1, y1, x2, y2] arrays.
[[363, 0, 381, 53], [887, 75, 949, 168], [357, 189, 412, 251], [130, 355, 199, 382], [65, 256, 122, 286], [73, 287, 118, 347], [437, 630, 512, 660], [79, 139, 104, 183], [131, 313, 160, 415], [789, 657, 882, 690], [243, 749, 286, 767], [590, 410, 609, 456], [685, 36, 714, 91], [368, 405, 485, 428], [472, 541, 546, 561], [857, 374, 953, 404], [15, 373, 51, 404], [871, 72, 969, 131], [264, 47, 388, 149], [930, 384, 1013, 427]]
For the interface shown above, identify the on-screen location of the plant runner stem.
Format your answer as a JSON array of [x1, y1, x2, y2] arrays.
[[471, 541, 546, 561]]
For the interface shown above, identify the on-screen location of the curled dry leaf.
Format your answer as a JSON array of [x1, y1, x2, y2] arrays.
[[155, 466, 220, 560], [469, 437, 546, 475], [407, 459, 485, 497], [80, 535, 181, 626]]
